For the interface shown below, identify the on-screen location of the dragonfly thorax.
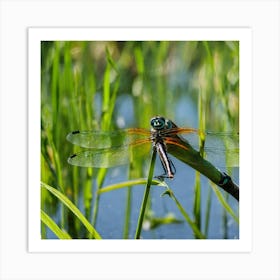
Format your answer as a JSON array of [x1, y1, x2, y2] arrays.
[[150, 116, 178, 144]]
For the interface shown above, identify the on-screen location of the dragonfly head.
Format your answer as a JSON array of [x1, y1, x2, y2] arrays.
[[150, 116, 177, 131]]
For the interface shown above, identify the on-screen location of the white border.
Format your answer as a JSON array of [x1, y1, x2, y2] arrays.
[[28, 27, 251, 253]]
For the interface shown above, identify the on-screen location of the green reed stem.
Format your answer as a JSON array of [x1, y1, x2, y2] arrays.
[[123, 188, 132, 239], [135, 148, 157, 239], [204, 187, 212, 236]]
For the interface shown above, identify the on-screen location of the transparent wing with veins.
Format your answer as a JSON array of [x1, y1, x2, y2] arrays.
[[66, 128, 151, 168], [66, 127, 239, 168]]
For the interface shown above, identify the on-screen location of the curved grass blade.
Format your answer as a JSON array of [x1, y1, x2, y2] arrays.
[[41, 182, 102, 239], [41, 210, 72, 239], [162, 189, 206, 239], [98, 178, 167, 194]]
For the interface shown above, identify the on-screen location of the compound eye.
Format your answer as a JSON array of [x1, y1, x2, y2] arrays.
[[150, 117, 156, 126], [150, 116, 166, 129], [165, 119, 173, 129]]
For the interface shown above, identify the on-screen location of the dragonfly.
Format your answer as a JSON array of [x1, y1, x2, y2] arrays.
[[67, 116, 239, 179]]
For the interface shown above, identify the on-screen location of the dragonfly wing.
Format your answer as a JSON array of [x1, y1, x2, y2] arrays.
[[202, 132, 239, 167], [173, 131, 239, 168], [66, 128, 150, 149], [68, 147, 130, 167], [202, 147, 239, 168], [68, 142, 151, 168]]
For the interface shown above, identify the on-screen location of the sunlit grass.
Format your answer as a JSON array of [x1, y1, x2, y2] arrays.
[[41, 182, 101, 239]]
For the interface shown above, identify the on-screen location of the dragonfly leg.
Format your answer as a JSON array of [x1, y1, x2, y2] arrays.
[[170, 159, 176, 175]]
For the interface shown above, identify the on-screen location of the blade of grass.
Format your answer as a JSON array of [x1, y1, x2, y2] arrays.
[[41, 210, 72, 239], [44, 128, 65, 228], [84, 168, 93, 220], [51, 41, 60, 145], [162, 189, 205, 239], [193, 172, 201, 235], [222, 193, 229, 239], [193, 87, 206, 235], [204, 187, 212, 236], [135, 148, 157, 239], [210, 182, 239, 223], [123, 187, 132, 239], [41, 182, 102, 239], [98, 178, 166, 194]]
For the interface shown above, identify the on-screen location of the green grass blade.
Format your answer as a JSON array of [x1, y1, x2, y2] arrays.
[[162, 189, 206, 239], [98, 178, 166, 194], [41, 210, 72, 239], [84, 168, 93, 220], [204, 187, 212, 236], [135, 149, 157, 239], [92, 168, 106, 226], [123, 187, 132, 239], [51, 41, 60, 143], [41, 182, 102, 239], [210, 182, 239, 223], [193, 172, 201, 235]]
